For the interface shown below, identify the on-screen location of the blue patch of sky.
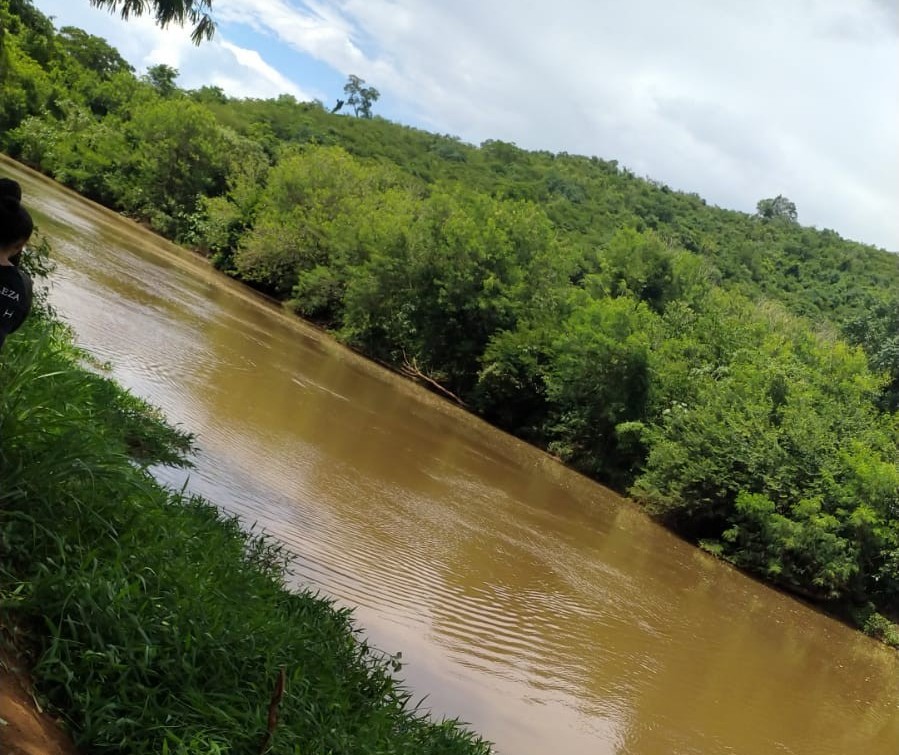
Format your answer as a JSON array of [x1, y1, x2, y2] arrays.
[[220, 22, 343, 105], [221, 20, 415, 126], [33, 0, 424, 130]]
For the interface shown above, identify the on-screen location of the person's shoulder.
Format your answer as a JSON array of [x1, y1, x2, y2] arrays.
[[0, 265, 29, 291], [0, 264, 24, 277], [18, 267, 33, 294]]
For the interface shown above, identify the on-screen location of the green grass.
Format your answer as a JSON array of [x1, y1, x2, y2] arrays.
[[0, 247, 491, 754]]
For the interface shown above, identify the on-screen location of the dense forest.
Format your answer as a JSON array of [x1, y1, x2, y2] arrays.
[[3, 0, 899, 642]]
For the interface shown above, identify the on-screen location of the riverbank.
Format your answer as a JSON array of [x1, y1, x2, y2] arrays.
[[4, 0, 899, 657], [5, 154, 899, 754], [7, 145, 899, 657], [0, 255, 489, 752], [0, 644, 78, 755]]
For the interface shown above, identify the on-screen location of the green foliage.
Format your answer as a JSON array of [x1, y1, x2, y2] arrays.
[[343, 74, 380, 119], [862, 611, 899, 646], [189, 127, 271, 260], [541, 294, 654, 483], [340, 186, 567, 393], [233, 145, 415, 303], [633, 295, 899, 604], [12, 100, 130, 202], [0, 37, 54, 135], [844, 298, 899, 410], [756, 194, 798, 224], [590, 227, 675, 311], [88, 0, 215, 44], [122, 98, 229, 236], [143, 62, 179, 97], [56, 26, 133, 77], [723, 492, 857, 599]]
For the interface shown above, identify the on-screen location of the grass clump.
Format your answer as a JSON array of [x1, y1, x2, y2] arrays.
[[0, 259, 490, 753]]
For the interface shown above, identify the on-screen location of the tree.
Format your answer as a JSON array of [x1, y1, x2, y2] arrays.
[[57, 26, 133, 77], [844, 298, 899, 410], [234, 145, 411, 301], [0, 42, 55, 135], [593, 227, 674, 311], [341, 188, 565, 394], [756, 194, 798, 223], [190, 84, 227, 104], [144, 63, 179, 96], [123, 98, 230, 236], [88, 0, 215, 43], [540, 294, 654, 482], [343, 74, 379, 118]]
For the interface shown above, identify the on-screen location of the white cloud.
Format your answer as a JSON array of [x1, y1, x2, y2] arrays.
[[216, 41, 308, 99], [34, 0, 313, 100], [215, 0, 366, 67], [197, 0, 898, 248], [144, 29, 314, 100]]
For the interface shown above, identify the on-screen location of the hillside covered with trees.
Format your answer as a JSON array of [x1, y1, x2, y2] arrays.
[[3, 0, 899, 643]]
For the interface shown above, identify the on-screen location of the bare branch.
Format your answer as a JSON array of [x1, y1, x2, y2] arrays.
[[400, 352, 466, 407]]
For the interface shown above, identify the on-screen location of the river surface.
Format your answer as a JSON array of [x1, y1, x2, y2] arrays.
[[4, 156, 899, 755]]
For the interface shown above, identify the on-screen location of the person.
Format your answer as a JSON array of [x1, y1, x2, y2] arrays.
[[0, 178, 22, 200], [0, 178, 34, 352]]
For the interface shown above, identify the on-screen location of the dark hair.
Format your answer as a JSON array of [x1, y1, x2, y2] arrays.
[[0, 179, 33, 246], [0, 177, 23, 201]]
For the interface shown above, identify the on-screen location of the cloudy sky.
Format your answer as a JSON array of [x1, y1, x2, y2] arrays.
[[33, 0, 899, 251]]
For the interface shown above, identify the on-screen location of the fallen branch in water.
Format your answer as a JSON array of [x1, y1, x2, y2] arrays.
[[400, 352, 466, 407]]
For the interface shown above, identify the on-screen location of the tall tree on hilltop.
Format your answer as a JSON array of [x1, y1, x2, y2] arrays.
[[88, 0, 215, 43], [144, 62, 179, 96], [755, 194, 798, 223], [343, 74, 380, 118]]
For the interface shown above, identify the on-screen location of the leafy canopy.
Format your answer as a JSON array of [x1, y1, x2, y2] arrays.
[[89, 0, 215, 43]]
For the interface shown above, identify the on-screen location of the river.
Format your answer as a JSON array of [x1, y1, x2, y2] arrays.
[[4, 156, 898, 755]]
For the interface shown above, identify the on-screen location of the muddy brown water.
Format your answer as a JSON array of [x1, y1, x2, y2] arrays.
[[4, 156, 898, 755]]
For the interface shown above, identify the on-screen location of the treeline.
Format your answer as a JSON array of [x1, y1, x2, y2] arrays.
[[3, 0, 899, 637]]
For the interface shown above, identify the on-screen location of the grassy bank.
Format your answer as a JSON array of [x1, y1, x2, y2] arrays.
[[0, 248, 489, 753]]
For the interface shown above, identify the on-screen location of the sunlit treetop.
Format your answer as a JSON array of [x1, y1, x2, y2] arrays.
[[88, 0, 215, 44]]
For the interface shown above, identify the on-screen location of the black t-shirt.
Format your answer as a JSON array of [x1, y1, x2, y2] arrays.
[[0, 264, 33, 350]]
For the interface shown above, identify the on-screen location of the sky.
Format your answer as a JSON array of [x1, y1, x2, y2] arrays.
[[32, 0, 899, 251]]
